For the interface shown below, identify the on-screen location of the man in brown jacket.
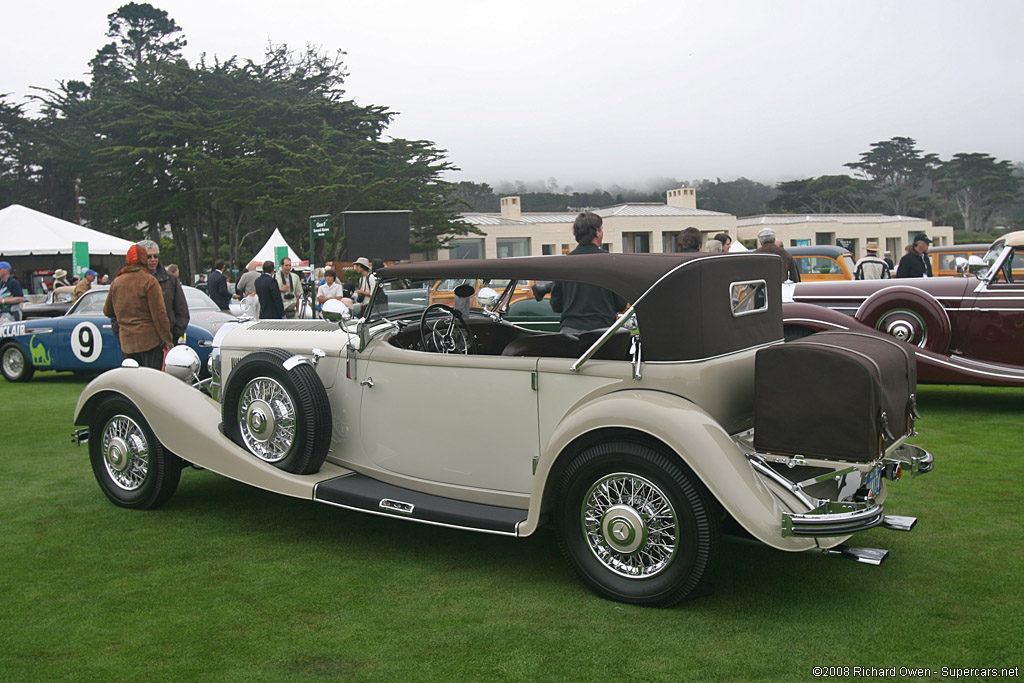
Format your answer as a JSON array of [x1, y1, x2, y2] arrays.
[[104, 245, 175, 370], [72, 269, 96, 302]]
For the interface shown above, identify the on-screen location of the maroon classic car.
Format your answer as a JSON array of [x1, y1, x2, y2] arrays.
[[782, 231, 1024, 387]]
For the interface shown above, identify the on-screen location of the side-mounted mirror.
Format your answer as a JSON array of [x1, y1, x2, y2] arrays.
[[477, 287, 499, 309], [968, 254, 987, 277]]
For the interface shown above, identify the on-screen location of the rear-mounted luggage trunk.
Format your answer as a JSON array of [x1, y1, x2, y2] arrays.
[[754, 331, 918, 463]]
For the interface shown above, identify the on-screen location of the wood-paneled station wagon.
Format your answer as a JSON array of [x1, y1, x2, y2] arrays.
[[73, 251, 933, 606], [783, 231, 1024, 387]]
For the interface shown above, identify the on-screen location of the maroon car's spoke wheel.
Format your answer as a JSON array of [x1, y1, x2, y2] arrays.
[[855, 287, 951, 353]]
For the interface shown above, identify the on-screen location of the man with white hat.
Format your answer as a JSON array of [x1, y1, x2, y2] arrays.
[[53, 269, 71, 288], [353, 257, 377, 305], [755, 228, 801, 282], [854, 242, 891, 280]]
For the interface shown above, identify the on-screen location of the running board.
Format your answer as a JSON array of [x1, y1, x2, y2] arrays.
[[313, 473, 527, 537], [824, 545, 889, 565]]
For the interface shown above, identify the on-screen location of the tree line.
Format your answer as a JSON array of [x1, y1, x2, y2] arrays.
[[0, 3, 476, 283], [453, 138, 1023, 242]]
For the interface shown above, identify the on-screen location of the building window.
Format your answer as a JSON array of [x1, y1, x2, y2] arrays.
[[449, 239, 484, 259], [815, 232, 835, 246], [497, 237, 530, 258], [542, 244, 556, 255], [663, 232, 680, 252], [622, 232, 651, 253]]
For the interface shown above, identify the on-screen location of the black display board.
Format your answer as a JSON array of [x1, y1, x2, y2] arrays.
[[342, 211, 411, 261]]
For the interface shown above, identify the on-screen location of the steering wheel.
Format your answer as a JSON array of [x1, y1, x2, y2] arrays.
[[419, 304, 478, 354]]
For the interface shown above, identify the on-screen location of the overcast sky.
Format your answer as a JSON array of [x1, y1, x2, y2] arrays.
[[3, 0, 1022, 190]]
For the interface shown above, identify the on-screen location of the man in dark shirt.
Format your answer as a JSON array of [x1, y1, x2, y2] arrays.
[[255, 261, 285, 319], [0, 261, 25, 321], [550, 212, 628, 335], [207, 259, 232, 311], [896, 234, 933, 278], [755, 228, 801, 282], [139, 239, 190, 341]]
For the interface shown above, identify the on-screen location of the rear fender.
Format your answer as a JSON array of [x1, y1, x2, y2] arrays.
[[527, 390, 818, 551], [74, 368, 346, 499]]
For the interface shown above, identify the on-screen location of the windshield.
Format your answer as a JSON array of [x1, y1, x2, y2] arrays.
[[366, 277, 516, 322], [68, 289, 108, 317], [183, 287, 218, 310], [978, 241, 1007, 280]]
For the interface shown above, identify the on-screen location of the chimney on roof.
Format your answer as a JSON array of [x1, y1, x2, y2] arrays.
[[666, 187, 697, 210], [500, 196, 522, 221]]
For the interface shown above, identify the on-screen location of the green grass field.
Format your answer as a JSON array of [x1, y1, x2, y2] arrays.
[[1, 373, 1021, 682]]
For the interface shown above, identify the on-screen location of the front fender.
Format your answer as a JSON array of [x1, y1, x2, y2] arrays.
[[526, 390, 817, 551], [74, 368, 347, 499]]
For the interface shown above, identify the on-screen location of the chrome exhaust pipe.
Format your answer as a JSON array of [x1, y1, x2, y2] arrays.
[[824, 545, 889, 565]]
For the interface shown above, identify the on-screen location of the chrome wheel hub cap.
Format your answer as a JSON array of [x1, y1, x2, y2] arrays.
[[878, 309, 926, 346], [101, 416, 149, 490], [238, 377, 296, 462], [581, 473, 678, 579], [602, 504, 646, 554]]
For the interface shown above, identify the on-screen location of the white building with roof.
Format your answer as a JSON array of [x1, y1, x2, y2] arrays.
[[442, 188, 952, 262], [446, 188, 736, 259], [735, 214, 953, 261]]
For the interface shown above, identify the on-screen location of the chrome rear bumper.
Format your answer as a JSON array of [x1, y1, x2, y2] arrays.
[[782, 500, 886, 537]]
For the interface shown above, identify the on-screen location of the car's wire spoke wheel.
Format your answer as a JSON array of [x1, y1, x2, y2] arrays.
[[582, 473, 678, 579], [557, 441, 720, 607], [222, 348, 332, 475], [100, 414, 151, 490], [88, 397, 181, 509], [1, 344, 34, 382], [238, 377, 296, 463]]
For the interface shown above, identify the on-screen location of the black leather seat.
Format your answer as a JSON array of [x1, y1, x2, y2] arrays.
[[501, 333, 580, 358], [577, 330, 633, 361]]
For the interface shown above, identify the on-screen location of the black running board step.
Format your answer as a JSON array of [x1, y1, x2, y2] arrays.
[[314, 473, 527, 536]]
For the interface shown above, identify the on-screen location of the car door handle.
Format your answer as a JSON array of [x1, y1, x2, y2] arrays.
[[360, 377, 374, 388]]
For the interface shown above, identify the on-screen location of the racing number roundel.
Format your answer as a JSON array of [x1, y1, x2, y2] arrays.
[[71, 322, 103, 363]]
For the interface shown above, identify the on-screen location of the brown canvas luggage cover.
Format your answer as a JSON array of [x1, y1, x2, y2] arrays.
[[754, 331, 917, 463]]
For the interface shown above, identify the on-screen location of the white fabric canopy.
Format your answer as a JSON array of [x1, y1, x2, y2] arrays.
[[0, 204, 136, 256], [248, 228, 304, 266]]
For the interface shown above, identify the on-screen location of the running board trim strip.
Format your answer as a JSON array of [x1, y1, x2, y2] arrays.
[[313, 473, 527, 537]]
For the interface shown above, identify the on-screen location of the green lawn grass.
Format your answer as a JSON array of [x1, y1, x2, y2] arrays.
[[1, 373, 1021, 681]]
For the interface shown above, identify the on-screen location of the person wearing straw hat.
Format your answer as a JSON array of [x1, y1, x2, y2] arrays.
[[53, 269, 71, 288], [854, 241, 891, 280]]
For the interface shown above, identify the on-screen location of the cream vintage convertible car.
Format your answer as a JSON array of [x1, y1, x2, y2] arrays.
[[73, 252, 933, 606]]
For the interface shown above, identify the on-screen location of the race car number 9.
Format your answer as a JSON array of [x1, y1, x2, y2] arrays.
[[71, 322, 103, 363]]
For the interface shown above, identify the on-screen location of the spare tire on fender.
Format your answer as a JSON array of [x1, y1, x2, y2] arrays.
[[855, 286, 951, 353], [222, 347, 332, 474]]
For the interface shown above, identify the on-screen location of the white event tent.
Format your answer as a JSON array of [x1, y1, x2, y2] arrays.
[[247, 228, 305, 268], [0, 204, 135, 255]]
